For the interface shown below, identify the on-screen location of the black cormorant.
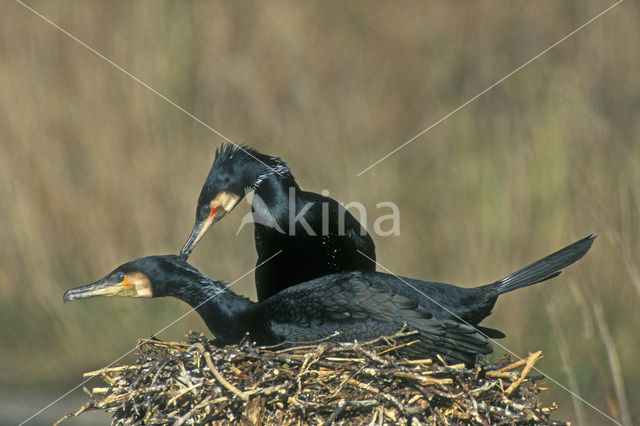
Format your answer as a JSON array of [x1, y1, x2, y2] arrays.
[[64, 236, 594, 364], [180, 144, 376, 301]]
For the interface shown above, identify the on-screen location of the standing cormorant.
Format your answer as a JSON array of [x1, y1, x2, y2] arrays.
[[180, 144, 376, 301], [64, 236, 594, 364]]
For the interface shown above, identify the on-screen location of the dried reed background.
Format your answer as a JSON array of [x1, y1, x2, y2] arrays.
[[1, 1, 638, 424]]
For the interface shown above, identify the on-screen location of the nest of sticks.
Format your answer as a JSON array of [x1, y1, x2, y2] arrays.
[[58, 330, 566, 425]]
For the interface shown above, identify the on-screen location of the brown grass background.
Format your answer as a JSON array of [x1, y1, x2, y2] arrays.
[[1, 1, 638, 424]]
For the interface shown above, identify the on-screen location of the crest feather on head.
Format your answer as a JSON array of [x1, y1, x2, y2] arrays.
[[212, 143, 291, 175], [213, 143, 259, 167]]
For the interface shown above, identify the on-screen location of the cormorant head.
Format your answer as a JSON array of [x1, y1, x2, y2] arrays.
[[63, 255, 201, 302], [180, 144, 290, 259]]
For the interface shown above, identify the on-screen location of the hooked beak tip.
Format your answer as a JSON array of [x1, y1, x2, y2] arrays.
[[180, 237, 196, 260], [179, 249, 190, 260], [180, 219, 211, 260]]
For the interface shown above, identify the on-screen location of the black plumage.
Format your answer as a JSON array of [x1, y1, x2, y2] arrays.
[[64, 235, 594, 364], [180, 144, 376, 301]]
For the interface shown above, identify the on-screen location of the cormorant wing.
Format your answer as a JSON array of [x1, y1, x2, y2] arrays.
[[264, 272, 492, 363]]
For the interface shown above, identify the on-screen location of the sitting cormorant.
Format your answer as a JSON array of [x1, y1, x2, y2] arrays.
[[180, 144, 376, 301], [64, 236, 594, 364]]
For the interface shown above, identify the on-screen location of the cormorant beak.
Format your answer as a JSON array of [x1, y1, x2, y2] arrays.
[[63, 274, 152, 302], [180, 219, 213, 260], [180, 192, 240, 260]]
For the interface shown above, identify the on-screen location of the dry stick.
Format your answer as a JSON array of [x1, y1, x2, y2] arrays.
[[484, 370, 517, 379], [331, 366, 365, 396], [505, 351, 542, 395], [392, 371, 453, 386], [321, 399, 349, 426], [347, 376, 410, 415], [244, 384, 288, 397], [350, 341, 390, 366], [167, 382, 204, 407], [272, 329, 419, 354], [172, 395, 213, 426], [375, 406, 384, 425], [203, 352, 249, 401], [82, 365, 139, 377], [63, 332, 565, 424], [456, 376, 489, 426], [150, 359, 170, 388], [266, 332, 341, 352], [139, 338, 191, 348], [401, 358, 433, 365], [178, 361, 194, 387], [497, 357, 528, 373], [52, 402, 94, 426], [377, 339, 420, 355]]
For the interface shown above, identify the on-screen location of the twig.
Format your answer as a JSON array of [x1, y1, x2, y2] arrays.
[[172, 395, 212, 426], [505, 351, 542, 395], [59, 331, 566, 425], [203, 351, 249, 401]]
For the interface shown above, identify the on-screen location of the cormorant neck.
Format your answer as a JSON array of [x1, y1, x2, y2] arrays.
[[251, 161, 298, 192], [168, 273, 255, 345], [251, 165, 299, 226]]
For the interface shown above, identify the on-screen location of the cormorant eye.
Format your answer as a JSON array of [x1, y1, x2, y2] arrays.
[[114, 272, 125, 282], [200, 204, 211, 216]]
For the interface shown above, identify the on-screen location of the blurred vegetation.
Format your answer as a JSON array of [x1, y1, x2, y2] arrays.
[[1, 1, 638, 424]]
